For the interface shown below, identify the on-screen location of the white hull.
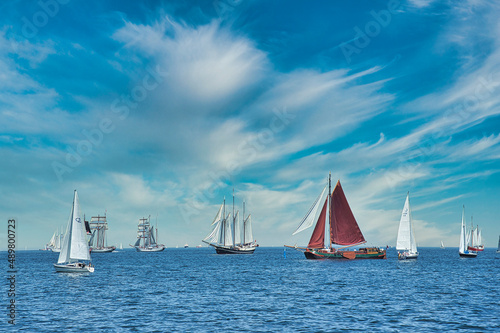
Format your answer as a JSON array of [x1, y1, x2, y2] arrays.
[[54, 263, 94, 273], [135, 245, 165, 252], [91, 246, 116, 253], [398, 251, 419, 260]]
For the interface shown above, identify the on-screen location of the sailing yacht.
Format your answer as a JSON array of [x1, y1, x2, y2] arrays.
[[53, 190, 94, 273], [285, 174, 386, 260], [396, 193, 418, 260], [440, 241, 445, 249], [130, 216, 165, 252], [203, 193, 258, 254], [459, 206, 477, 258], [467, 219, 484, 252], [496, 236, 500, 253], [88, 214, 116, 253]]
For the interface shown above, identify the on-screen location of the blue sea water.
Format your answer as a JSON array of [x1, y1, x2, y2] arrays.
[[2, 247, 499, 332]]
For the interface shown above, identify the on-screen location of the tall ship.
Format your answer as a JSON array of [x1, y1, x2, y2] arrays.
[[131, 216, 165, 252], [54, 190, 94, 273], [396, 193, 419, 260], [203, 193, 258, 254], [88, 214, 116, 253], [467, 218, 484, 252], [286, 174, 386, 259], [459, 206, 477, 258]]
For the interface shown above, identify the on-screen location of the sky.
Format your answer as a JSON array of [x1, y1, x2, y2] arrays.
[[1, 0, 499, 250]]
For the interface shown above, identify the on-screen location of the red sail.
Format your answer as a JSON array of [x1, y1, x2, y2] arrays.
[[308, 198, 328, 249], [330, 181, 365, 245]]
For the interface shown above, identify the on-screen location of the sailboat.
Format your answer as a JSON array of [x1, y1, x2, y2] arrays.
[[54, 190, 94, 273], [285, 174, 386, 260], [459, 206, 477, 258], [202, 193, 258, 254], [440, 241, 445, 249], [130, 216, 165, 252], [396, 193, 419, 260], [467, 218, 484, 252], [88, 214, 116, 253], [496, 235, 500, 253]]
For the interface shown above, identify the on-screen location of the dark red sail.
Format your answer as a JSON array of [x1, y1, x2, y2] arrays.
[[330, 181, 365, 245], [308, 198, 328, 249]]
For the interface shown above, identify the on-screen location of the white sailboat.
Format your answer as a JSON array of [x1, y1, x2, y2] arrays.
[[130, 216, 165, 252], [54, 190, 94, 273], [396, 192, 419, 260], [459, 205, 477, 258], [496, 235, 500, 253], [203, 194, 258, 254], [440, 241, 445, 249]]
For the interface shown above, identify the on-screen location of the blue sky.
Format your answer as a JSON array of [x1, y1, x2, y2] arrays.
[[1, 0, 499, 249]]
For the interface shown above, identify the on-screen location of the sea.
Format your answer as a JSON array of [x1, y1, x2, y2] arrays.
[[2, 247, 499, 332]]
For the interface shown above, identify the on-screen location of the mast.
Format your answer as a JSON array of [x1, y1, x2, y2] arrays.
[[243, 200, 245, 245], [223, 197, 226, 246], [232, 189, 235, 248], [328, 172, 332, 249]]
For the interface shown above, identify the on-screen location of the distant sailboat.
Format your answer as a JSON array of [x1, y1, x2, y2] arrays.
[[496, 236, 500, 253], [119, 243, 123, 250], [396, 193, 418, 260], [54, 190, 94, 273], [130, 216, 165, 252], [203, 192, 258, 254], [285, 174, 386, 260], [467, 218, 484, 252], [88, 214, 116, 253], [440, 241, 445, 249], [459, 206, 477, 258], [45, 228, 63, 252]]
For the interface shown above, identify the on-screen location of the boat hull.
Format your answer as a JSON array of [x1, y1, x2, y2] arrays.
[[213, 245, 256, 255], [135, 245, 165, 252], [467, 246, 484, 252], [459, 251, 477, 258], [304, 247, 386, 260], [91, 246, 116, 253], [54, 263, 94, 273], [398, 251, 419, 260]]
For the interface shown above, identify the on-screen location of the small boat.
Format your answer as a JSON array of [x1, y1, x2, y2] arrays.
[[459, 206, 477, 258], [54, 190, 94, 273], [119, 243, 123, 250], [45, 228, 63, 252], [496, 236, 500, 253], [88, 214, 116, 253], [130, 216, 165, 252], [184, 243, 189, 248], [285, 174, 386, 260], [440, 241, 445, 249], [203, 192, 258, 254], [396, 192, 419, 260]]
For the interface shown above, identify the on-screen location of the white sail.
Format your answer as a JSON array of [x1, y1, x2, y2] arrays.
[[234, 210, 241, 245], [224, 213, 233, 246], [396, 193, 417, 253], [243, 214, 253, 244], [203, 218, 222, 244], [47, 231, 57, 249], [211, 204, 223, 226], [58, 191, 91, 264], [293, 184, 328, 235], [459, 206, 467, 253]]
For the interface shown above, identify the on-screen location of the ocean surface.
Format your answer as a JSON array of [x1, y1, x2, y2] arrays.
[[2, 247, 499, 332]]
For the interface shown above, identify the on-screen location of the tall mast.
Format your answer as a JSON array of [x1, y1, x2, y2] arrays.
[[232, 188, 235, 247], [223, 197, 226, 246], [328, 172, 332, 249], [243, 200, 246, 245]]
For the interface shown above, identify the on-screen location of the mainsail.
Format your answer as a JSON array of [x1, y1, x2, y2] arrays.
[[396, 193, 417, 253], [57, 190, 91, 264], [459, 206, 467, 253]]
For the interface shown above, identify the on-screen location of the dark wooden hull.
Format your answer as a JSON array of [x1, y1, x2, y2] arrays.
[[214, 246, 256, 255], [304, 247, 386, 260]]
